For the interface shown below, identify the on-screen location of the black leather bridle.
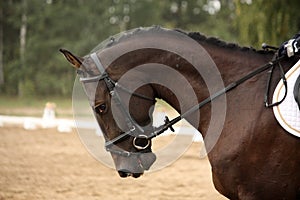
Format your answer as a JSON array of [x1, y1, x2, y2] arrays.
[[79, 52, 288, 157], [79, 53, 157, 157]]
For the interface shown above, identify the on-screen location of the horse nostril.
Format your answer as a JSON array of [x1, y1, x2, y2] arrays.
[[117, 169, 143, 178], [132, 173, 142, 178], [118, 169, 131, 178]]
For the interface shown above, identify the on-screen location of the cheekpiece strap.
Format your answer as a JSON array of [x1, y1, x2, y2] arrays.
[[90, 52, 106, 74]]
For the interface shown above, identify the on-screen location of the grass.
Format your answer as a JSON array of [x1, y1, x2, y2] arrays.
[[0, 95, 73, 118]]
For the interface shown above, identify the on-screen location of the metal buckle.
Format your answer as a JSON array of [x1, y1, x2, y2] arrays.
[[133, 135, 150, 150]]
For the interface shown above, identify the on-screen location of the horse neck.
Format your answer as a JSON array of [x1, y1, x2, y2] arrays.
[[106, 44, 279, 135], [203, 44, 275, 85], [151, 44, 276, 135]]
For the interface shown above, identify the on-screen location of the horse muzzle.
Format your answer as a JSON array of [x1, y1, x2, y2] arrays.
[[116, 151, 156, 178]]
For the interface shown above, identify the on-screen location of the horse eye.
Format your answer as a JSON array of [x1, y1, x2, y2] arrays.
[[95, 103, 107, 114]]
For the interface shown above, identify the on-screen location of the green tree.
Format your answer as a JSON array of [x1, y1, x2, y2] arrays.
[[2, 0, 23, 95], [2, 0, 115, 96], [234, 0, 300, 48], [4, 0, 297, 98], [2, 0, 166, 97], [0, 1, 4, 86]]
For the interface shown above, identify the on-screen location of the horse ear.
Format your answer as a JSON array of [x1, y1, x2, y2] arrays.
[[59, 49, 83, 69]]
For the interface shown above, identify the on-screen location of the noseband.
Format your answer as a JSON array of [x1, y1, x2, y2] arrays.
[[79, 53, 155, 157]]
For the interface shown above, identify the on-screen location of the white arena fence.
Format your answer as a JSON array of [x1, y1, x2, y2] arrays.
[[0, 114, 203, 142]]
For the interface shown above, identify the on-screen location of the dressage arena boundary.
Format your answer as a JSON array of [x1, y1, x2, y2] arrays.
[[0, 115, 77, 132], [0, 115, 203, 142]]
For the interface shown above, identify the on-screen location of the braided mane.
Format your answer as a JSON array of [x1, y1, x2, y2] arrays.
[[183, 31, 273, 54], [102, 26, 273, 54]]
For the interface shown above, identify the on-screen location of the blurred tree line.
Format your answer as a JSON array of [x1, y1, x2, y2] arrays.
[[1, 0, 300, 97]]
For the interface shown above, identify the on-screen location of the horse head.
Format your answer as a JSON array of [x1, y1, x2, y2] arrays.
[[59, 27, 217, 178], [60, 48, 157, 178]]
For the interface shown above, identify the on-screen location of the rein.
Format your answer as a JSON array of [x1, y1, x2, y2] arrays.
[[147, 55, 287, 140], [81, 52, 287, 157]]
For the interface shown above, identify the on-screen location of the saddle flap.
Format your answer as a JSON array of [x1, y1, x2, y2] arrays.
[[294, 74, 300, 110], [272, 58, 300, 137]]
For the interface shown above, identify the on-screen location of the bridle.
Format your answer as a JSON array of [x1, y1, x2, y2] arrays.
[[79, 51, 289, 157], [79, 52, 156, 157]]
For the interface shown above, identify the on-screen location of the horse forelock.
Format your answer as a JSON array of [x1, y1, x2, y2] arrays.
[[78, 55, 100, 77]]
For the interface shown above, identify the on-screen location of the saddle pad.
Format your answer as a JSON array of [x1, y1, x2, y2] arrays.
[[273, 59, 300, 138]]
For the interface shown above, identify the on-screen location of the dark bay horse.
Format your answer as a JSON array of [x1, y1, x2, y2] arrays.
[[60, 27, 300, 199]]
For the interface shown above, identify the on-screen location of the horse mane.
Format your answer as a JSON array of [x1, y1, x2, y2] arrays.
[[179, 30, 273, 54], [102, 26, 274, 55], [185, 31, 245, 50]]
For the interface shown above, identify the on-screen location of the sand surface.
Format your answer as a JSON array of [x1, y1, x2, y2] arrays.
[[0, 127, 227, 200]]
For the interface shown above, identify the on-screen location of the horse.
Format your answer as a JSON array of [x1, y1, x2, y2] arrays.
[[60, 26, 300, 200]]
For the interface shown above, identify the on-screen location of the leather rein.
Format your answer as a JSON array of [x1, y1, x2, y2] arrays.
[[79, 52, 287, 157]]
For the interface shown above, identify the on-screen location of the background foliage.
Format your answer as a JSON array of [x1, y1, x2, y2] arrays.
[[1, 0, 300, 97]]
